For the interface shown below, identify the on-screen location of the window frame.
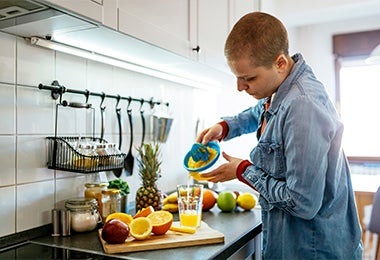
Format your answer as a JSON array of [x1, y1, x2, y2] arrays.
[[333, 30, 380, 163]]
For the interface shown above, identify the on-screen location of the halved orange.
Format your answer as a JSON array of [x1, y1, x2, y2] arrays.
[[146, 210, 173, 235], [133, 206, 155, 219], [129, 217, 152, 240], [105, 212, 134, 225]]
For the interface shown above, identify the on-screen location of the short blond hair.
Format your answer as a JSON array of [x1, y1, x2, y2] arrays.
[[225, 12, 289, 68]]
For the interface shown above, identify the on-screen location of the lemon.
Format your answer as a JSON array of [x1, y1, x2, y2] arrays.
[[236, 193, 257, 210], [129, 217, 153, 240], [105, 212, 134, 225]]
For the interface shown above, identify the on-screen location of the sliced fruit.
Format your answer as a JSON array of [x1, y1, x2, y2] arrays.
[[129, 217, 152, 240], [105, 212, 134, 225], [169, 225, 196, 234], [189, 172, 212, 181], [146, 210, 173, 235], [133, 205, 155, 219], [236, 192, 257, 210]]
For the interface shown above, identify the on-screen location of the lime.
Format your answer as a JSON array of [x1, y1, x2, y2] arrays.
[[216, 191, 236, 212]]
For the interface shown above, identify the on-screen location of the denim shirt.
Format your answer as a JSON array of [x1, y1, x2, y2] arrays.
[[223, 54, 363, 259]]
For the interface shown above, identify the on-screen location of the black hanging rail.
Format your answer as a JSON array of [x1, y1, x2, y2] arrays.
[[38, 80, 169, 108]]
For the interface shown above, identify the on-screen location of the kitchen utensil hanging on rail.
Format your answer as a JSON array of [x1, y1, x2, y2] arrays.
[[140, 99, 146, 146], [99, 92, 106, 141], [152, 103, 173, 143], [124, 97, 134, 176], [113, 95, 123, 177]]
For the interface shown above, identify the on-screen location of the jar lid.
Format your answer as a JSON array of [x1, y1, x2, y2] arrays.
[[101, 188, 120, 195], [65, 197, 97, 210], [85, 183, 108, 188], [96, 143, 106, 148]]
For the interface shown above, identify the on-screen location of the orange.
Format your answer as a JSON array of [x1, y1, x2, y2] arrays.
[[134, 205, 155, 219], [146, 210, 173, 235], [105, 212, 134, 225], [202, 189, 217, 211], [129, 217, 152, 240]]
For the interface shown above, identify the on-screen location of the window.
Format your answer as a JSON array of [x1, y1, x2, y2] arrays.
[[333, 30, 380, 163], [339, 59, 380, 159]]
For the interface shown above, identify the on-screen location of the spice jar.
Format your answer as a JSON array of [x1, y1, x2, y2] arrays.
[[65, 198, 101, 232], [72, 143, 99, 169], [84, 183, 108, 217], [101, 189, 121, 222]]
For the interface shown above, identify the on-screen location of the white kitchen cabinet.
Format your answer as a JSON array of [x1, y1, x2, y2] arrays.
[[116, 0, 195, 59], [42, 0, 104, 23], [196, 0, 258, 72], [114, 0, 258, 71]]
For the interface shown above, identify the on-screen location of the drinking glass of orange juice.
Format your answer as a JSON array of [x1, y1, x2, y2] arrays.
[[177, 184, 204, 228]]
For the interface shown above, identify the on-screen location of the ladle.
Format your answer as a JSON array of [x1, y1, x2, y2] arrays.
[[124, 97, 134, 176]]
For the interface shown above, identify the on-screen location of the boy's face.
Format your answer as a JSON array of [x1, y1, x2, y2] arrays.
[[228, 55, 287, 100]]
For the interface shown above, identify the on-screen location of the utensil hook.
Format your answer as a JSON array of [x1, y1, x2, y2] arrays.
[[115, 95, 121, 110], [100, 92, 106, 110], [139, 98, 144, 112], [127, 96, 132, 111]]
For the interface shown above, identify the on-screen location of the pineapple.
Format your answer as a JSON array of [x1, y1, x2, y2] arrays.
[[135, 143, 163, 211]]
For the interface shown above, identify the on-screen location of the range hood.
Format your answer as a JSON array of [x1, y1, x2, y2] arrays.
[[0, 0, 233, 88]]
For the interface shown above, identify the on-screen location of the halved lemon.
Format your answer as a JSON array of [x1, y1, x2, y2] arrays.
[[133, 206, 155, 219], [105, 212, 134, 225], [146, 210, 173, 235], [129, 217, 153, 240]]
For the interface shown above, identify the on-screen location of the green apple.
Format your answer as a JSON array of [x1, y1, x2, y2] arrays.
[[217, 191, 236, 212]]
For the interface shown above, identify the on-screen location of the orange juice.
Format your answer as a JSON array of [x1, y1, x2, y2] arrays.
[[179, 210, 202, 227]]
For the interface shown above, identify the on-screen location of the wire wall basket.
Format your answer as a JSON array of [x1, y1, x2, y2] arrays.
[[46, 136, 126, 173]]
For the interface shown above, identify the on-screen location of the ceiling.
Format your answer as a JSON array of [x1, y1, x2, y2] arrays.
[[262, 0, 380, 28]]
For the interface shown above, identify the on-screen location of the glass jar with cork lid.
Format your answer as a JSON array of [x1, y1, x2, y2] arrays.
[[65, 198, 101, 232], [101, 188, 121, 222], [84, 183, 108, 218]]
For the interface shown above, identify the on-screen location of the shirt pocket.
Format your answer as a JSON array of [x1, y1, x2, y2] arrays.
[[250, 141, 286, 179]]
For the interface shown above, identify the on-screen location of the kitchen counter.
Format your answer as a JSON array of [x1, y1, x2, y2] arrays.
[[30, 207, 262, 259]]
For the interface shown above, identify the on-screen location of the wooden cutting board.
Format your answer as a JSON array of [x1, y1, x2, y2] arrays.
[[98, 221, 224, 254]]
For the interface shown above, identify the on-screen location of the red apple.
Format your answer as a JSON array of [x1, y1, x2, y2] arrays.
[[101, 218, 129, 244], [233, 191, 240, 199]]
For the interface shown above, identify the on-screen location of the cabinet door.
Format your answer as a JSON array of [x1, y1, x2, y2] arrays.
[[117, 0, 193, 58], [197, 0, 257, 72], [43, 0, 104, 23], [197, 0, 230, 72]]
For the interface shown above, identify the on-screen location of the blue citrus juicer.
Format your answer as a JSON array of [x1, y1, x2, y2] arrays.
[[183, 141, 221, 179]]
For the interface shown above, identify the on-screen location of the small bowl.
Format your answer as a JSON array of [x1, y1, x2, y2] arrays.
[[183, 141, 220, 172]]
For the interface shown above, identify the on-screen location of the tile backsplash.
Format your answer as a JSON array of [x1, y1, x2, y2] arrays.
[[0, 31, 220, 237]]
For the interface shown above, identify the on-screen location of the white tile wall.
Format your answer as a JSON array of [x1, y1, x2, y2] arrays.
[[0, 84, 16, 134], [0, 136, 16, 186], [16, 181, 54, 232], [0, 186, 15, 236], [0, 32, 15, 84]]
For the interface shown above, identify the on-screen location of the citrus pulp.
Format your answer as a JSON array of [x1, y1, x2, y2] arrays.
[[146, 210, 173, 235], [129, 217, 152, 240]]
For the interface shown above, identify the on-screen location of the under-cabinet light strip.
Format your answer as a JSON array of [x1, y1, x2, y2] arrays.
[[366, 44, 380, 64], [29, 36, 219, 89]]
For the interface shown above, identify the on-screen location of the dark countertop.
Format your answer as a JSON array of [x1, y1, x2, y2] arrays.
[[31, 207, 262, 259]]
